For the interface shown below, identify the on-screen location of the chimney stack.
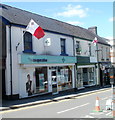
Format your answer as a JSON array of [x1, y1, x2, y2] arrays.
[[88, 26, 97, 34]]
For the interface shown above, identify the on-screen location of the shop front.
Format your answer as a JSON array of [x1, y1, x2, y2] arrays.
[[76, 56, 97, 89], [76, 65, 97, 89], [49, 66, 73, 94], [99, 62, 111, 86], [18, 54, 76, 98]]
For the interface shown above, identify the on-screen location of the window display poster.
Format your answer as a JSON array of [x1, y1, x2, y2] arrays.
[[60, 69, 65, 83], [60, 69, 64, 75], [39, 74, 45, 91], [64, 69, 68, 83], [57, 75, 61, 85], [60, 75, 65, 83]]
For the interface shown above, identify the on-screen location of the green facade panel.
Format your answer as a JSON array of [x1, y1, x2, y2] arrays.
[[77, 56, 90, 64]]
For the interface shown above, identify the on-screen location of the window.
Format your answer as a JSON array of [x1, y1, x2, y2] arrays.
[[77, 68, 83, 88], [57, 66, 72, 91], [106, 47, 109, 60], [101, 46, 104, 60], [75, 41, 81, 55], [88, 43, 91, 56], [35, 67, 48, 94], [23, 32, 33, 53], [88, 68, 95, 85], [60, 38, 66, 55]]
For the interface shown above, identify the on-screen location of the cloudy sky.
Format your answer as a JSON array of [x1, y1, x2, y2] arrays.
[[2, 2, 114, 39]]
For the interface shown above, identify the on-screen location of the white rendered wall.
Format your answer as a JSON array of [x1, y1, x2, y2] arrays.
[[5, 26, 11, 95], [6, 26, 74, 96], [97, 44, 110, 62], [74, 38, 97, 57]]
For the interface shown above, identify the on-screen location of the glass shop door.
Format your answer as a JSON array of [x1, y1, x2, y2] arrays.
[[51, 70, 58, 94]]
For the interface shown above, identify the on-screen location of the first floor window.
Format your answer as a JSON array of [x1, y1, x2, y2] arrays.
[[88, 43, 91, 56], [75, 41, 81, 55], [60, 38, 66, 55], [24, 32, 33, 52]]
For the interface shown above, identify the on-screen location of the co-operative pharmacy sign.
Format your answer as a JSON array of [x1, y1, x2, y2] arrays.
[[18, 54, 76, 64]]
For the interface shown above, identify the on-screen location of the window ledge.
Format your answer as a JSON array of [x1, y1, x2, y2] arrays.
[[23, 50, 36, 54], [60, 53, 68, 56]]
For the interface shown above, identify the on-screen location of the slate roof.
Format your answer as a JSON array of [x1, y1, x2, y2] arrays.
[[0, 4, 110, 46]]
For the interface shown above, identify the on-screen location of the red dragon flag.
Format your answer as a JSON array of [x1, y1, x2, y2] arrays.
[[26, 19, 45, 39]]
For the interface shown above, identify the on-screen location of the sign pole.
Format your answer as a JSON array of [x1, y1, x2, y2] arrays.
[[110, 66, 115, 118]]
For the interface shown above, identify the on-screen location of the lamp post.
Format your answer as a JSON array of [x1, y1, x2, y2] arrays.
[[110, 66, 115, 117], [94, 37, 101, 87]]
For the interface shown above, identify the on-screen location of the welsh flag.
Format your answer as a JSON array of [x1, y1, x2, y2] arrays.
[[26, 19, 45, 39], [92, 37, 98, 46]]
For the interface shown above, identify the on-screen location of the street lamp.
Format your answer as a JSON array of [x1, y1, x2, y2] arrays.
[[109, 65, 115, 117]]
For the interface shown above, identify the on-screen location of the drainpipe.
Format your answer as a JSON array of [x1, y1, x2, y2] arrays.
[[73, 36, 77, 90], [96, 43, 100, 87], [9, 25, 13, 98]]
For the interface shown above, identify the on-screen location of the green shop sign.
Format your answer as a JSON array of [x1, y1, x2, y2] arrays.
[[18, 54, 77, 64]]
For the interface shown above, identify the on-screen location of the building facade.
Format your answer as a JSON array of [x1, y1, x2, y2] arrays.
[[74, 37, 97, 89], [1, 4, 111, 99]]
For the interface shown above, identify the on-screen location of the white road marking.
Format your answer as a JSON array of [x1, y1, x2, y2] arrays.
[[101, 97, 108, 100], [90, 112, 103, 115], [84, 115, 94, 118], [57, 103, 89, 114], [103, 110, 108, 113], [106, 112, 111, 116], [90, 113, 95, 115]]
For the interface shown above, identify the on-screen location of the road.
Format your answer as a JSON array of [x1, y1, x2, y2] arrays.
[[1, 88, 113, 118]]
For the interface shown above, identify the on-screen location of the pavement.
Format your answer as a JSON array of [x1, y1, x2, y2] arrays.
[[0, 86, 111, 112]]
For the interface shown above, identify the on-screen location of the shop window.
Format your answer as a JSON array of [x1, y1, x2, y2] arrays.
[[35, 67, 48, 94], [83, 68, 88, 85], [77, 68, 83, 88], [88, 68, 95, 85], [57, 66, 72, 91], [23, 32, 35, 54]]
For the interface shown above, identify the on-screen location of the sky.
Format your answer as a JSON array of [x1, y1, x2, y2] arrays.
[[2, 2, 114, 39]]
